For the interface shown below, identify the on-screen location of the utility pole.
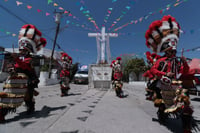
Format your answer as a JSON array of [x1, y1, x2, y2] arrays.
[[48, 10, 63, 78]]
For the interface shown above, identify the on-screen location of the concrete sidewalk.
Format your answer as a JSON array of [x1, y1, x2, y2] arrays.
[[0, 82, 199, 133], [45, 87, 170, 133]]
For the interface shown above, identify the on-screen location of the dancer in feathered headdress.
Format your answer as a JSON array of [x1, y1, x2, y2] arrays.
[[0, 24, 46, 122], [59, 52, 72, 97], [145, 15, 193, 132], [110, 57, 124, 98]]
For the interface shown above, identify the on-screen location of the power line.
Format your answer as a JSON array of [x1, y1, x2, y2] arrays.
[[0, 4, 29, 24], [0, 4, 66, 53]]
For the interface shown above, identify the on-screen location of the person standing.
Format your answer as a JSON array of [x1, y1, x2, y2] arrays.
[[145, 15, 193, 132], [59, 53, 72, 97], [0, 24, 46, 122], [111, 57, 124, 98]]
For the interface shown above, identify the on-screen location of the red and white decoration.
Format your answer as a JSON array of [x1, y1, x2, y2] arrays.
[[145, 15, 181, 53]]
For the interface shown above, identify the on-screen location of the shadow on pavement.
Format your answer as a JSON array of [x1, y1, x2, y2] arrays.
[[191, 117, 200, 133], [152, 117, 183, 133], [67, 93, 82, 96], [60, 130, 79, 133], [191, 97, 200, 102], [61, 93, 82, 97], [152, 116, 200, 133], [4, 105, 67, 124]]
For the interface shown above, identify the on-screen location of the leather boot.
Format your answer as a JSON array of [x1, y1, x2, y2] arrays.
[[25, 101, 35, 114]]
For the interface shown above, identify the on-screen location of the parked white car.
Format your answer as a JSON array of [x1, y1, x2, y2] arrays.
[[74, 70, 88, 84], [194, 74, 200, 92]]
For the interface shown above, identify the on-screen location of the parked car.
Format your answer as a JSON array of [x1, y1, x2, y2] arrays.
[[73, 70, 88, 84], [188, 74, 200, 96], [194, 74, 200, 93]]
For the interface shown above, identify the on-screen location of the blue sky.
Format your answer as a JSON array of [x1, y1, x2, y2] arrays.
[[0, 0, 199, 65]]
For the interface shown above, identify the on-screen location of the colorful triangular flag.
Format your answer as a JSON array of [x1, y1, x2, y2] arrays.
[[64, 10, 69, 14], [53, 3, 58, 6], [46, 12, 50, 16], [37, 9, 42, 12], [80, 6, 84, 11], [112, 0, 117, 3], [66, 20, 70, 24], [48, 0, 53, 4], [16, 1, 23, 6], [59, 7, 64, 10], [27, 5, 32, 9], [126, 6, 131, 10]]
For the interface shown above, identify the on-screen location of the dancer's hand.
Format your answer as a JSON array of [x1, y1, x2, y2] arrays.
[[166, 72, 174, 77]]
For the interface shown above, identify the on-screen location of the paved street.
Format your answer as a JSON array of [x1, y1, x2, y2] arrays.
[[0, 82, 200, 133]]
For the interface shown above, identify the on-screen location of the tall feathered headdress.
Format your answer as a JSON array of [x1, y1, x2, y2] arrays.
[[145, 15, 181, 53], [18, 24, 46, 53], [60, 52, 69, 62]]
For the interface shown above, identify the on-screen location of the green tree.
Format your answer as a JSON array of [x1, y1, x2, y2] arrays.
[[124, 58, 146, 81], [120, 55, 132, 82]]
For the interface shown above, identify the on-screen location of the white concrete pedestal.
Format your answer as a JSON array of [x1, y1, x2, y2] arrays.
[[88, 64, 112, 90]]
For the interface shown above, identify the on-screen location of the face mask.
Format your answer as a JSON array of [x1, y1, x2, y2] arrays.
[[18, 37, 36, 53], [157, 34, 179, 53]]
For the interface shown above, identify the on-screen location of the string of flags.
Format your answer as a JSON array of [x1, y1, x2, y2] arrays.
[[103, 7, 113, 25], [14, 0, 70, 17], [103, 0, 118, 25], [103, 0, 137, 28], [108, 0, 136, 31], [48, 0, 96, 32], [75, 0, 100, 31], [116, 27, 200, 36], [1, 25, 200, 39], [180, 46, 200, 53], [112, 0, 188, 32], [0, 28, 16, 37], [117, 46, 200, 59], [2, 0, 189, 33], [3, 0, 96, 32], [48, 0, 78, 20], [1, 0, 197, 56]]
